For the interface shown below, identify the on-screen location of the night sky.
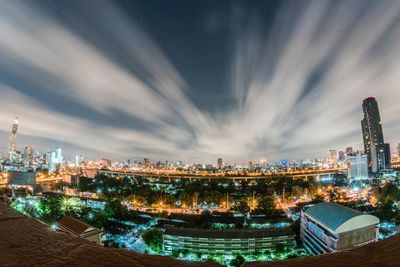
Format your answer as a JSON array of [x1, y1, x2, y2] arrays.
[[0, 0, 399, 163]]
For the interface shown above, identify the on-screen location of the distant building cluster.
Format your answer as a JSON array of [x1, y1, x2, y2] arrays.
[[326, 97, 396, 183], [0, 116, 74, 190]]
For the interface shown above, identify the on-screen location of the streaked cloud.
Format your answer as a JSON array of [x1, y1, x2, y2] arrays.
[[0, 0, 399, 163]]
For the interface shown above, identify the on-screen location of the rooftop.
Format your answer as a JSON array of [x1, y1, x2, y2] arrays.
[[304, 202, 379, 233], [58, 215, 101, 236], [164, 226, 294, 239], [0, 201, 220, 267]]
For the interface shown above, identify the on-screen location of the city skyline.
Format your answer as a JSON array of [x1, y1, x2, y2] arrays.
[[0, 0, 400, 162]]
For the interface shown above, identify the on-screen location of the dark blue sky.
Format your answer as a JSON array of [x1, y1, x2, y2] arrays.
[[0, 0, 399, 163]]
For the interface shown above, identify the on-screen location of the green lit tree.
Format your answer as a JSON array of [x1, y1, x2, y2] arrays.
[[142, 229, 163, 253]]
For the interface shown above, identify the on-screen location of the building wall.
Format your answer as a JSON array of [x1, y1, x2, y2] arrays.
[[347, 154, 368, 181], [83, 233, 103, 245], [7, 171, 36, 186], [301, 211, 378, 255], [336, 225, 377, 250], [163, 234, 294, 256], [300, 212, 337, 255]]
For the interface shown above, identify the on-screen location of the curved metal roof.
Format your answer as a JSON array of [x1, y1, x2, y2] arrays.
[[304, 202, 379, 233]]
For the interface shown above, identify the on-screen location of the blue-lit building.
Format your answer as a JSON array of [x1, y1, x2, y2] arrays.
[[300, 202, 379, 255], [347, 153, 368, 182], [47, 148, 63, 173]]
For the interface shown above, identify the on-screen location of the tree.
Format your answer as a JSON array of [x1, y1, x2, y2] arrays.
[[230, 254, 245, 267], [234, 199, 249, 214], [142, 229, 163, 253], [178, 192, 191, 207], [381, 183, 399, 202], [257, 195, 276, 211], [38, 197, 62, 223], [171, 249, 181, 258], [194, 210, 212, 228], [104, 199, 129, 221], [59, 197, 84, 213]]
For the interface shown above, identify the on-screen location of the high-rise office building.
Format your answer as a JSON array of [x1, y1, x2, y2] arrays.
[[338, 151, 345, 162], [248, 161, 253, 171], [345, 147, 353, 154], [48, 148, 63, 173], [217, 158, 223, 169], [361, 97, 390, 172], [397, 143, 400, 158], [376, 143, 391, 170], [23, 146, 33, 168], [8, 115, 18, 161], [347, 153, 368, 181], [329, 150, 338, 163]]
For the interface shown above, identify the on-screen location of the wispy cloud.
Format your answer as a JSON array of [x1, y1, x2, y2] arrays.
[[0, 0, 399, 162]]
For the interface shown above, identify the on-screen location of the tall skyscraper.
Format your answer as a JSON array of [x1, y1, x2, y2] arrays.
[[23, 146, 33, 168], [397, 143, 400, 158], [376, 144, 391, 170], [8, 115, 18, 161], [217, 158, 223, 169], [361, 97, 390, 172], [48, 148, 63, 173], [329, 149, 338, 163], [338, 151, 345, 162], [345, 147, 353, 155]]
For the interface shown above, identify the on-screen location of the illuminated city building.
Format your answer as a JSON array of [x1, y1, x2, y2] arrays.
[[163, 226, 294, 257], [99, 158, 112, 168], [248, 161, 253, 171], [48, 148, 63, 173], [376, 143, 391, 170], [23, 146, 33, 169], [300, 202, 379, 256], [8, 115, 18, 162], [345, 147, 353, 155], [397, 143, 400, 158], [338, 151, 345, 162], [347, 153, 368, 181], [361, 97, 390, 172], [329, 150, 338, 163], [217, 158, 223, 169]]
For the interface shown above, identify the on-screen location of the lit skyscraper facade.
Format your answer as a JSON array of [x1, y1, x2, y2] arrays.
[[23, 146, 33, 168], [8, 115, 18, 161], [48, 148, 63, 173], [217, 158, 223, 169], [347, 153, 368, 181], [397, 143, 400, 158], [361, 97, 390, 172], [329, 149, 338, 163], [338, 151, 345, 162]]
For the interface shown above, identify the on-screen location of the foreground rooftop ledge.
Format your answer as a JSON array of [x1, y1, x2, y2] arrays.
[[245, 234, 400, 267], [0, 201, 220, 267]]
